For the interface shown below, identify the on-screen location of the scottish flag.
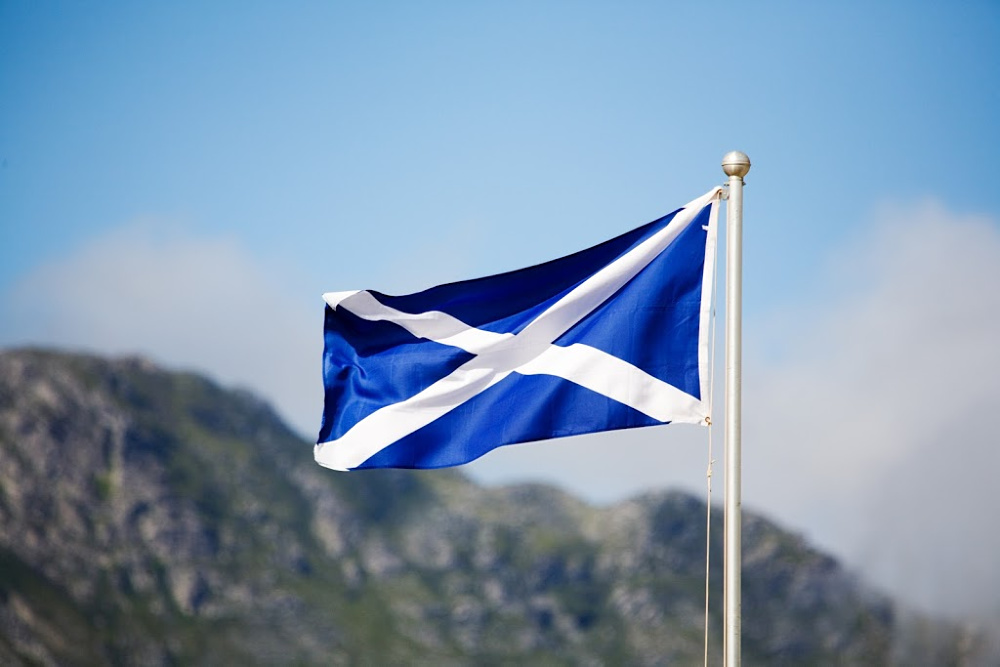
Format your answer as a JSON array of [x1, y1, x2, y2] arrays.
[[316, 187, 721, 471]]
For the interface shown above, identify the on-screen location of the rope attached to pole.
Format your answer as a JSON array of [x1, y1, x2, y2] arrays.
[[703, 219, 722, 667]]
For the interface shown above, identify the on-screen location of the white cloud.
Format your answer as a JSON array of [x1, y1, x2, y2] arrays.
[[743, 200, 1000, 616], [1, 223, 324, 438]]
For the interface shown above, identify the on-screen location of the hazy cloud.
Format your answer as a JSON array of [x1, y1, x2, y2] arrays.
[[744, 200, 1000, 616], [1, 223, 324, 438]]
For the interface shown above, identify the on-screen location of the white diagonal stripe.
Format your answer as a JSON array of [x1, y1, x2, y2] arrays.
[[324, 290, 511, 354], [316, 188, 720, 470], [317, 362, 515, 471], [515, 188, 721, 346], [515, 343, 703, 423]]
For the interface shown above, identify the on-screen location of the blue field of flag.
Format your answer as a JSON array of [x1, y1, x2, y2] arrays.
[[316, 187, 721, 471]]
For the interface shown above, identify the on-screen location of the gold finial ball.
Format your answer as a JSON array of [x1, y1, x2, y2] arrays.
[[721, 151, 751, 178]]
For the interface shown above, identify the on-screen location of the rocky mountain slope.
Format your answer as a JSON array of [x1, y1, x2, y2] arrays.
[[0, 348, 988, 665]]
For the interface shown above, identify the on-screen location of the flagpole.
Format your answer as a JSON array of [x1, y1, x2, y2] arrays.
[[722, 150, 750, 667]]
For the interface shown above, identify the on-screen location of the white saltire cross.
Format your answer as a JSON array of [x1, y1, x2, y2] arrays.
[[315, 187, 720, 470]]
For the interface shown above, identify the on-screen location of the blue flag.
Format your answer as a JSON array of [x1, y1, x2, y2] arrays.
[[316, 188, 721, 471]]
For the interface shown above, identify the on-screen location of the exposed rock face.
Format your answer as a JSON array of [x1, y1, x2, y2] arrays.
[[0, 349, 986, 665]]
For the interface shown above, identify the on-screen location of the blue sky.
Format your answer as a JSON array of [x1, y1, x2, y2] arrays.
[[3, 2, 999, 617]]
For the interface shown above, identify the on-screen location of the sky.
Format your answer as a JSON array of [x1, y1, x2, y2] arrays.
[[2, 2, 999, 619]]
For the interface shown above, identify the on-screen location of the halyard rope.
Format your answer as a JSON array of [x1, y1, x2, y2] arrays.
[[703, 233, 721, 667]]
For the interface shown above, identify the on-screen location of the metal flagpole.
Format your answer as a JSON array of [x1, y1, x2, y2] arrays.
[[721, 150, 750, 667]]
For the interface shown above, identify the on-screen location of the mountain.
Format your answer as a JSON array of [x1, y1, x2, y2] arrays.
[[0, 348, 988, 665]]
